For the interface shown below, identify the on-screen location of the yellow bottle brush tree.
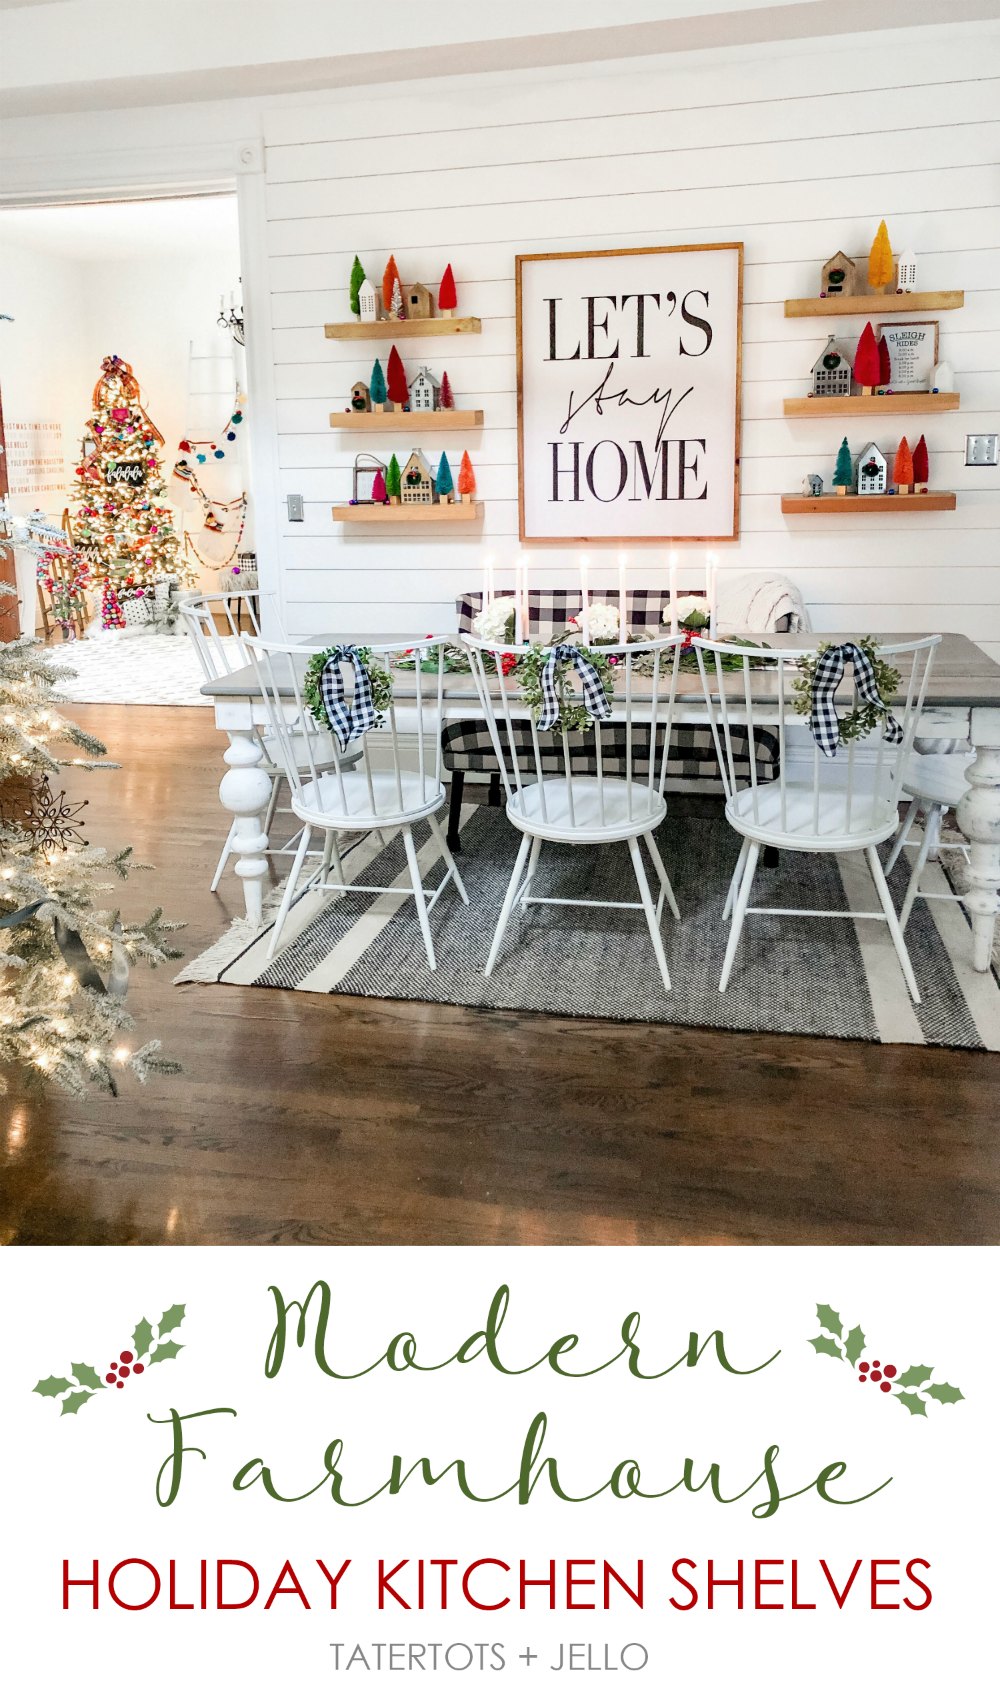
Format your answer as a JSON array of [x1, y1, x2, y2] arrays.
[[867, 220, 894, 294]]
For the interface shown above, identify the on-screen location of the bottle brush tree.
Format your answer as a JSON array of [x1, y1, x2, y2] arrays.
[[867, 220, 894, 293], [349, 255, 366, 317], [370, 358, 387, 410], [893, 436, 914, 491], [390, 276, 404, 322], [382, 254, 401, 315], [457, 450, 476, 501], [878, 333, 891, 387], [438, 263, 457, 317], [438, 370, 454, 410], [385, 454, 402, 503], [853, 321, 880, 392], [435, 452, 454, 503], [371, 468, 387, 504], [833, 437, 854, 494], [912, 434, 929, 488], [386, 345, 409, 408]]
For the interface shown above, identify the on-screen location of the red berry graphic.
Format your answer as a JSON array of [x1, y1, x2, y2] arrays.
[[859, 1373, 868, 1383], [133, 1363, 145, 1375], [116, 1380, 125, 1390], [880, 1382, 892, 1393], [109, 1362, 118, 1372], [858, 1362, 870, 1374], [870, 1370, 883, 1382], [120, 1350, 134, 1364], [872, 1360, 880, 1369], [883, 1364, 897, 1378], [119, 1366, 130, 1378], [105, 1373, 116, 1385]]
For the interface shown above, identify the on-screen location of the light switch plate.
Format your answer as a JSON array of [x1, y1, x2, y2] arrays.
[[965, 433, 999, 467], [286, 493, 304, 522]]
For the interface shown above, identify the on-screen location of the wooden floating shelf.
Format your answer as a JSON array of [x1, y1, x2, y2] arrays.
[[329, 409, 484, 431], [332, 502, 483, 523], [784, 392, 960, 418], [324, 318, 481, 340], [781, 493, 956, 514], [784, 290, 964, 319]]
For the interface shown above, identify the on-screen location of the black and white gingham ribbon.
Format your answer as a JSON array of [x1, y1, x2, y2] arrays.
[[809, 641, 903, 758], [537, 643, 613, 732], [318, 645, 378, 749]]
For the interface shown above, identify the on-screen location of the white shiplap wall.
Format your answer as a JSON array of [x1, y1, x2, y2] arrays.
[[261, 24, 1000, 656]]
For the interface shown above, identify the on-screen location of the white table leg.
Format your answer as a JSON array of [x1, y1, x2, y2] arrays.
[[955, 708, 1000, 973], [219, 731, 272, 925]]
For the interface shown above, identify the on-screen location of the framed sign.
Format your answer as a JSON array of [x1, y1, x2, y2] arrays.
[[516, 242, 742, 544], [877, 320, 939, 392]]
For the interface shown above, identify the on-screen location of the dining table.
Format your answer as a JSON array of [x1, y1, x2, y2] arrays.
[[200, 630, 1000, 973]]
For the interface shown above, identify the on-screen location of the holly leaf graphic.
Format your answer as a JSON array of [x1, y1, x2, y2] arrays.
[[132, 1317, 154, 1359], [896, 1390, 928, 1417], [158, 1304, 185, 1338], [897, 1364, 933, 1388], [844, 1326, 866, 1366], [926, 1382, 964, 1405], [71, 1363, 104, 1391], [148, 1339, 183, 1366], [816, 1304, 843, 1338], [60, 1390, 94, 1416], [809, 1334, 843, 1359], [33, 1376, 73, 1398]]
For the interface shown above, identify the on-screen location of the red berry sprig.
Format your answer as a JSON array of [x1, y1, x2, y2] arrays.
[[104, 1349, 146, 1390], [858, 1358, 898, 1394]]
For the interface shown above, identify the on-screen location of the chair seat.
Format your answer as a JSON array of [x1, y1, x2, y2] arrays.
[[727, 781, 898, 851], [508, 777, 666, 843], [259, 726, 360, 777], [292, 768, 445, 829], [901, 751, 974, 810]]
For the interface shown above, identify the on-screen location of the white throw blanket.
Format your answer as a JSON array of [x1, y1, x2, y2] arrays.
[[717, 572, 812, 635]]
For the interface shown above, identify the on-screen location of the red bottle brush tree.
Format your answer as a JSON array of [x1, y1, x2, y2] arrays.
[[382, 254, 402, 316], [912, 434, 929, 488], [457, 451, 476, 502], [878, 333, 891, 388], [893, 436, 914, 492], [438, 370, 454, 409], [386, 345, 409, 408], [438, 264, 457, 317], [853, 321, 880, 392], [371, 468, 387, 504]]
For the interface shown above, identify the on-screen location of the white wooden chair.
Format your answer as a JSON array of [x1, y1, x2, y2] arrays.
[[462, 634, 685, 993], [181, 592, 353, 892], [245, 636, 468, 966], [884, 749, 974, 930], [693, 635, 941, 1001]]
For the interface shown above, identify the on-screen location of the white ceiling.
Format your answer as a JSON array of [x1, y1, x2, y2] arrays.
[[0, 194, 239, 261]]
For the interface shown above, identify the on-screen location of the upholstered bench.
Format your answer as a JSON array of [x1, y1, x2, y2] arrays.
[[443, 588, 780, 850]]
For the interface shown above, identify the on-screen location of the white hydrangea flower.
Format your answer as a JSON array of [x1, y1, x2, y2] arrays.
[[663, 594, 709, 627], [473, 596, 517, 644], [568, 601, 619, 641]]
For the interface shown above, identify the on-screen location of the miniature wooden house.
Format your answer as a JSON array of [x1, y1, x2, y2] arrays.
[[811, 335, 853, 397], [410, 367, 440, 412], [820, 251, 857, 297], [857, 442, 888, 495], [358, 278, 379, 321], [802, 473, 824, 497], [350, 381, 371, 413], [401, 449, 435, 504], [895, 250, 918, 293], [403, 283, 433, 320]]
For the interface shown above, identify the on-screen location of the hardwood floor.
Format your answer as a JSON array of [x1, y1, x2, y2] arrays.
[[2, 702, 998, 1247]]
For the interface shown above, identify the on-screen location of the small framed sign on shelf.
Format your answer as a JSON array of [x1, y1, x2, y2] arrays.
[[877, 320, 939, 392]]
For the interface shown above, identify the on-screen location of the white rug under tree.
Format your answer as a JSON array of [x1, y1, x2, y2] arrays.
[[47, 629, 236, 707]]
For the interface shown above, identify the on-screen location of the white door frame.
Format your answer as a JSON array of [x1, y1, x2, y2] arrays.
[[0, 134, 284, 629]]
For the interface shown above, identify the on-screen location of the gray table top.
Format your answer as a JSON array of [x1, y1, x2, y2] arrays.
[[201, 631, 1000, 710]]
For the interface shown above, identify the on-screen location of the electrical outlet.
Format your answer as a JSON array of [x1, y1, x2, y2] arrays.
[[965, 433, 999, 467], [286, 493, 304, 522]]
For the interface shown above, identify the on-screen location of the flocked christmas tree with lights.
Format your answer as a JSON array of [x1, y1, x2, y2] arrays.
[[72, 354, 191, 629]]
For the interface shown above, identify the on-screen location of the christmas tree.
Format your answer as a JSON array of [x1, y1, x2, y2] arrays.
[[349, 255, 366, 317], [0, 605, 181, 1096], [371, 468, 387, 504], [457, 451, 476, 502], [382, 255, 401, 315], [385, 454, 402, 503], [853, 321, 880, 391], [912, 434, 929, 488], [833, 437, 854, 494], [390, 276, 405, 322], [386, 345, 409, 408], [438, 264, 457, 317], [868, 220, 894, 293], [435, 452, 454, 503], [878, 334, 891, 387], [72, 355, 189, 629], [439, 370, 455, 410], [893, 436, 914, 492], [370, 358, 387, 410]]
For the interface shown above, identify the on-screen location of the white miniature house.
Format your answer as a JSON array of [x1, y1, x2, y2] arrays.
[[811, 335, 853, 397], [857, 442, 888, 495], [896, 250, 918, 293], [358, 278, 379, 321], [401, 449, 435, 504], [410, 367, 440, 412]]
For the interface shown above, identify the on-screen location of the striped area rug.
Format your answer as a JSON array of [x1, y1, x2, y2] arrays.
[[177, 802, 1000, 1050]]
